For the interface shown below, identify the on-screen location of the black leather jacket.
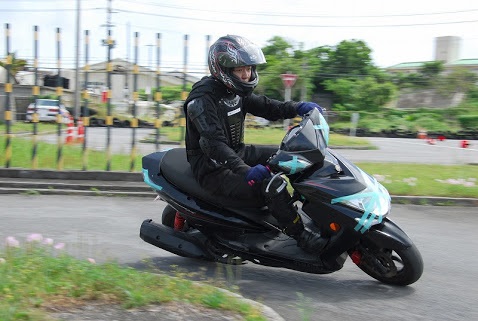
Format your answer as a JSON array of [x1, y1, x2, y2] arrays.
[[183, 76, 299, 187]]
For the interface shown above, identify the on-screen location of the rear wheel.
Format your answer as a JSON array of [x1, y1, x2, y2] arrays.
[[350, 242, 423, 286], [161, 205, 177, 228]]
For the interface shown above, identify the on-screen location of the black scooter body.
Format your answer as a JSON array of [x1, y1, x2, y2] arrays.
[[140, 147, 392, 274], [140, 110, 423, 285]]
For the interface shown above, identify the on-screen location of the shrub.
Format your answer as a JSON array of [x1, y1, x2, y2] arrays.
[[457, 115, 478, 129]]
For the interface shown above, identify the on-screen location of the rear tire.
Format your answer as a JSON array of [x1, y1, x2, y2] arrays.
[[352, 243, 423, 286], [161, 205, 177, 228]]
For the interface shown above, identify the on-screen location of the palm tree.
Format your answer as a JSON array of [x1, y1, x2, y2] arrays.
[[0, 52, 28, 84]]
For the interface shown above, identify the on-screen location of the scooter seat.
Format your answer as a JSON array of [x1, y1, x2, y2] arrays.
[[161, 148, 266, 209]]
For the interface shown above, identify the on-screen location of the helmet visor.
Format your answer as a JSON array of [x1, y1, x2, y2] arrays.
[[218, 39, 266, 68]]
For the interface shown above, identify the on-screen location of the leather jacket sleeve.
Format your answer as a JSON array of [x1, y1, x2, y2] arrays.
[[243, 93, 299, 120]]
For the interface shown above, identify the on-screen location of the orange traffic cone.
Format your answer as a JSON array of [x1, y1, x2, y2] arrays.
[[417, 130, 427, 139], [76, 118, 84, 143], [65, 116, 75, 144]]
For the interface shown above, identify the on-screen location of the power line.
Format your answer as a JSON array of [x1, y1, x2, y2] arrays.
[[1, 7, 103, 13], [115, 0, 478, 19], [113, 8, 478, 28]]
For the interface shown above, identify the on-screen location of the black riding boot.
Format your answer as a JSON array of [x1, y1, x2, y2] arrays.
[[262, 176, 328, 254]]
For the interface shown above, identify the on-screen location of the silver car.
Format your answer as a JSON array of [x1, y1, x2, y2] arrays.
[[26, 99, 71, 124]]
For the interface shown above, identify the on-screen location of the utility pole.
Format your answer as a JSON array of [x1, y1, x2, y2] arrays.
[[101, 0, 116, 171], [74, 0, 81, 121], [124, 21, 130, 102], [146, 43, 154, 102]]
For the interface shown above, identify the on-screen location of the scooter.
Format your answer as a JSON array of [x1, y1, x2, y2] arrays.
[[140, 108, 423, 286]]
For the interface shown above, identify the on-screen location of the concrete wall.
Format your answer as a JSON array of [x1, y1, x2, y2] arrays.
[[395, 89, 466, 109]]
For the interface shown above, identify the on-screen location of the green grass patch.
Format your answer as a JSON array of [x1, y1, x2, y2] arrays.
[[1, 122, 60, 134], [0, 237, 266, 321], [0, 137, 143, 172], [357, 163, 478, 198]]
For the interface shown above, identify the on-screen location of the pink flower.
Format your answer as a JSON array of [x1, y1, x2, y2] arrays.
[[27, 233, 43, 243], [43, 238, 54, 245], [6, 236, 19, 248], [54, 243, 65, 250], [87, 258, 96, 264]]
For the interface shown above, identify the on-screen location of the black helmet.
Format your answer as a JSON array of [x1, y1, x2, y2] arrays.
[[208, 35, 266, 96]]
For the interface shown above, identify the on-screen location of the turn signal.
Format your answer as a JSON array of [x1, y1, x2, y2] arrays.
[[329, 222, 341, 232]]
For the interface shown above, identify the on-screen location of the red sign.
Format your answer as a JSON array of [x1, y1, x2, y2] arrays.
[[280, 73, 298, 89]]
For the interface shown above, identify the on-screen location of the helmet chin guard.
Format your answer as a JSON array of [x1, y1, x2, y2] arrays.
[[208, 35, 266, 96]]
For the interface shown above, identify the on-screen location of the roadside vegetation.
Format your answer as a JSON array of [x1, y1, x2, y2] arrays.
[[0, 235, 266, 321]]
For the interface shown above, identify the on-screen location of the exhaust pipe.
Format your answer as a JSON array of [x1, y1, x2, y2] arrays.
[[140, 219, 209, 259]]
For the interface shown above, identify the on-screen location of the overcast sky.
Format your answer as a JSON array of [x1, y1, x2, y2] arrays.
[[1, 0, 477, 75]]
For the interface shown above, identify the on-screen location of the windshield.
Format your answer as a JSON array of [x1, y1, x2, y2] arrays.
[[268, 109, 329, 175], [280, 109, 329, 152], [37, 100, 59, 106]]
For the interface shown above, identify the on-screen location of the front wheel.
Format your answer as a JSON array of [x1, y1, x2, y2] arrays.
[[350, 242, 424, 286]]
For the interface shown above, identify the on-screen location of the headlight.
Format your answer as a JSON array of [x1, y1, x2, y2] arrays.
[[331, 172, 391, 234]]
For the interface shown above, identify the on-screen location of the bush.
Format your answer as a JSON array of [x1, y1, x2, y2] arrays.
[[457, 115, 478, 129]]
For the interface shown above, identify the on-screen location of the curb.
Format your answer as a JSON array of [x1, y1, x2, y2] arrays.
[[0, 168, 142, 181]]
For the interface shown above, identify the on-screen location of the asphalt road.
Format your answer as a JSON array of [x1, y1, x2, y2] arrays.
[[2, 195, 477, 321]]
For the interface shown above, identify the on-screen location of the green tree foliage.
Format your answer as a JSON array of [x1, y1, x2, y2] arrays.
[[256, 37, 312, 101], [0, 52, 28, 84], [436, 67, 477, 95], [418, 61, 444, 88], [320, 40, 373, 77], [324, 77, 395, 111]]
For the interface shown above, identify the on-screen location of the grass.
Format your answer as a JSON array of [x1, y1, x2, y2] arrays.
[[358, 163, 478, 198], [0, 236, 266, 321]]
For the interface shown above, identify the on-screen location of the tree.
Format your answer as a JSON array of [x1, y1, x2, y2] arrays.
[[307, 40, 380, 96], [418, 61, 444, 88], [0, 52, 28, 84], [321, 40, 373, 77], [324, 77, 396, 111], [257, 36, 312, 101], [437, 66, 477, 95]]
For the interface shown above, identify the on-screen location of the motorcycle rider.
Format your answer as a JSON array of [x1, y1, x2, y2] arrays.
[[183, 35, 328, 254]]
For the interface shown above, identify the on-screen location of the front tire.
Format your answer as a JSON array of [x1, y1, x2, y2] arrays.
[[351, 242, 424, 286]]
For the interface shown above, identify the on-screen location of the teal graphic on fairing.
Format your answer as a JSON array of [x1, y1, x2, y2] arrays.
[[314, 112, 329, 146], [143, 169, 163, 191], [331, 169, 390, 234], [278, 156, 309, 174], [276, 111, 329, 175]]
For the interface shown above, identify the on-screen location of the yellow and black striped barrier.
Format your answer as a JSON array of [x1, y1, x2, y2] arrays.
[[3, 23, 12, 168]]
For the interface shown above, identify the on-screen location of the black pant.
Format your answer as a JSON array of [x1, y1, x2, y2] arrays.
[[204, 144, 277, 203]]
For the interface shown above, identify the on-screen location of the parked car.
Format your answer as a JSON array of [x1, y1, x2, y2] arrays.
[[26, 99, 71, 124]]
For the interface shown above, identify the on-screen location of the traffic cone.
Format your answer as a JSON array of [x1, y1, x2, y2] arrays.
[[417, 130, 427, 139], [65, 116, 75, 144], [76, 118, 85, 143], [460, 140, 470, 148]]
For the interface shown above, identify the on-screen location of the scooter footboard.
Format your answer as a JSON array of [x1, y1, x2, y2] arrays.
[[140, 219, 209, 259]]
